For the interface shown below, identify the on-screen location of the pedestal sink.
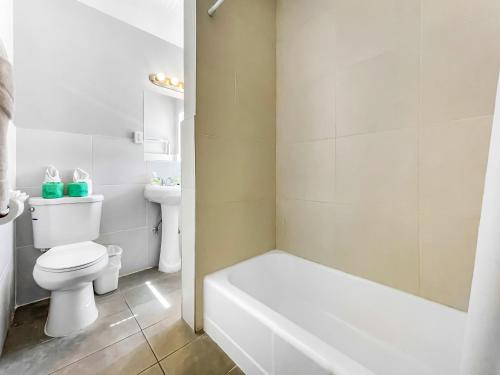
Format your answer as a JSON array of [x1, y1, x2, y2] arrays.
[[144, 184, 181, 273]]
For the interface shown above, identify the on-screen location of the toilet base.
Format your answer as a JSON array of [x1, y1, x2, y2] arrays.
[[45, 282, 98, 337]]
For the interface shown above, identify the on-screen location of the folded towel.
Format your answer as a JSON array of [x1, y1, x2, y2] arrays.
[[0, 40, 14, 215], [44, 165, 61, 183]]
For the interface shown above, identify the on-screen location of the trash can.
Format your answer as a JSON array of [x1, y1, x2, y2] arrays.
[[94, 245, 123, 295]]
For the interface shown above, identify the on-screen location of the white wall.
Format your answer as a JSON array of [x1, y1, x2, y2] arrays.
[[14, 0, 183, 305], [77, 0, 184, 48], [181, 0, 196, 329], [0, 0, 15, 353]]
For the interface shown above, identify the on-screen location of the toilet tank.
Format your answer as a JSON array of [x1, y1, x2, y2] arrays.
[[29, 195, 104, 249]]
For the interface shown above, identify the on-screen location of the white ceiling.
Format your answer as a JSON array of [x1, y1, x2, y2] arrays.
[[77, 0, 184, 48]]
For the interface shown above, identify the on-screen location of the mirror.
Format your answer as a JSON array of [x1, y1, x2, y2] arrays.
[[143, 88, 184, 162]]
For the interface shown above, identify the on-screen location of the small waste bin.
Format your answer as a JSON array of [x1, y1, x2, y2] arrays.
[[94, 245, 123, 295]]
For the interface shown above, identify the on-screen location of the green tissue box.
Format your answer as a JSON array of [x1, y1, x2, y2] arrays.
[[68, 182, 88, 197], [42, 182, 64, 199]]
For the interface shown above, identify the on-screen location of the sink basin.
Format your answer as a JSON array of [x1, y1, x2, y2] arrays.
[[144, 184, 181, 273], [144, 184, 181, 205]]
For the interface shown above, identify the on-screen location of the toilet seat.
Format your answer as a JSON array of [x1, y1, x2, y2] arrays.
[[36, 241, 107, 273]]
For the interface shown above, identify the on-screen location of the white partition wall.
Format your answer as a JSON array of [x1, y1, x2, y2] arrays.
[[181, 0, 196, 330]]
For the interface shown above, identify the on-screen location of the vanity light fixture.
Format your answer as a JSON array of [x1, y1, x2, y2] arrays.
[[149, 73, 184, 92]]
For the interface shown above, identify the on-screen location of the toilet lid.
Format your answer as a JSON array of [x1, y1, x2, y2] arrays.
[[36, 241, 107, 272]]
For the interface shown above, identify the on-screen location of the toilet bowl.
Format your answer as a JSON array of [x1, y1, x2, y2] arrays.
[[33, 241, 108, 337], [29, 194, 106, 337]]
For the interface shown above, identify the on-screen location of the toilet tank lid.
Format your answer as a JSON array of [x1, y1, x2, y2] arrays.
[[29, 194, 104, 206]]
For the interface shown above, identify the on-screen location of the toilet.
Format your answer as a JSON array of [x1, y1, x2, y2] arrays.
[[29, 195, 108, 337]]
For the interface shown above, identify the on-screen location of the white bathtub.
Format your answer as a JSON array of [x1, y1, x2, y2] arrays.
[[204, 251, 467, 375]]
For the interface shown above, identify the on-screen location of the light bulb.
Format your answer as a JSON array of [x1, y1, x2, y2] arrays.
[[171, 77, 180, 86], [156, 72, 166, 82]]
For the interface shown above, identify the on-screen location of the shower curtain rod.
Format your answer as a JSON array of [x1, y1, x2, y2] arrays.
[[208, 0, 225, 16]]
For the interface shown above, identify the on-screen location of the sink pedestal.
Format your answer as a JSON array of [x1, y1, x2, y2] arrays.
[[144, 184, 181, 274], [159, 203, 181, 273]]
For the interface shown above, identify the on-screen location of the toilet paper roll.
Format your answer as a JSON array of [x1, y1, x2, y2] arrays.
[[0, 198, 25, 225]]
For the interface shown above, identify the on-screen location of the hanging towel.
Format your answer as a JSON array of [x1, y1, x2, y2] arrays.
[[0, 40, 14, 216], [72, 168, 93, 194]]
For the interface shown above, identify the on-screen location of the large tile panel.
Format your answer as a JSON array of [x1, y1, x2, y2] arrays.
[[336, 48, 419, 137], [421, 9, 500, 123], [92, 135, 147, 186], [196, 136, 275, 204], [51, 332, 156, 375], [334, 201, 419, 294], [94, 184, 147, 234], [334, 0, 420, 67], [277, 140, 334, 202], [335, 129, 418, 206], [276, 198, 335, 261], [16, 128, 92, 188], [419, 117, 492, 310], [97, 228, 149, 276]]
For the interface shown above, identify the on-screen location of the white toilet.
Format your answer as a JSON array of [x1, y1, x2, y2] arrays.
[[29, 195, 108, 337]]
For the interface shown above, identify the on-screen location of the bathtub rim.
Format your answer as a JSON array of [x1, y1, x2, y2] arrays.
[[204, 250, 376, 375], [204, 249, 467, 375]]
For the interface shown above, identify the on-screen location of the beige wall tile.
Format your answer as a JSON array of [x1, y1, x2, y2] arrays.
[[277, 11, 336, 91], [275, 0, 497, 312], [196, 136, 275, 205], [196, 199, 276, 326], [334, 201, 419, 294], [421, 15, 500, 123], [277, 0, 335, 45], [277, 74, 335, 144], [276, 198, 335, 260], [195, 0, 276, 330], [419, 117, 492, 310], [336, 48, 419, 137], [335, 129, 418, 206], [277, 140, 334, 202], [334, 0, 420, 67]]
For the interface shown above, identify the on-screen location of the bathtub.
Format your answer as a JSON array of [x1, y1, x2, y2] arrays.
[[204, 250, 467, 375]]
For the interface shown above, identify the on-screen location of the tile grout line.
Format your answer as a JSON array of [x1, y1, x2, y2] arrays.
[[46, 291, 138, 374]]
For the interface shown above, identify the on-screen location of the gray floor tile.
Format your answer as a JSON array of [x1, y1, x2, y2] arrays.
[[51, 332, 156, 375], [124, 282, 182, 329], [139, 363, 165, 375], [159, 334, 234, 375], [0, 309, 140, 375], [3, 299, 52, 354], [95, 290, 130, 318], [122, 274, 181, 307], [143, 312, 198, 360], [118, 268, 176, 292]]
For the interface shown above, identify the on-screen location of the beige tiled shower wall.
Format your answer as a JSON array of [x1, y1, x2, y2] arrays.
[[276, 0, 500, 311], [195, 0, 277, 328]]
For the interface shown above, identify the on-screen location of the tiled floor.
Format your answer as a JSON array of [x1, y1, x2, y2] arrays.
[[0, 269, 242, 375]]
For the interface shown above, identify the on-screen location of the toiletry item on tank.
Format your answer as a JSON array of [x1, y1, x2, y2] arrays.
[[67, 181, 88, 197], [72, 168, 93, 194], [42, 165, 64, 199], [42, 182, 64, 199]]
